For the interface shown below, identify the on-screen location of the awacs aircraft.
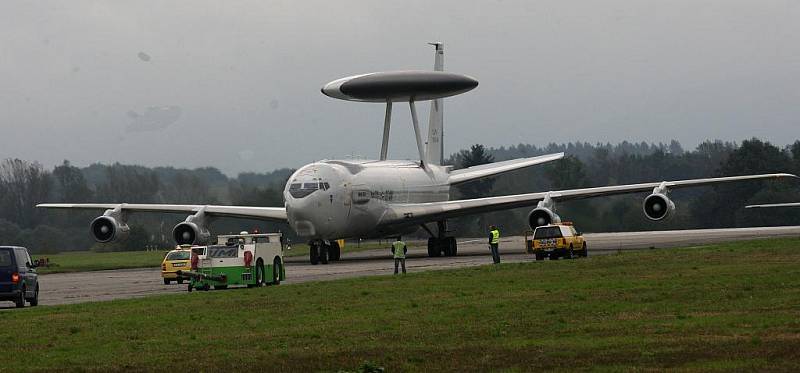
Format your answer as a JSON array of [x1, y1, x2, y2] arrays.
[[39, 43, 797, 265]]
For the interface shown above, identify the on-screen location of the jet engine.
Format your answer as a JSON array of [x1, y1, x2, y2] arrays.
[[527, 193, 561, 229], [527, 207, 561, 229], [172, 222, 211, 245], [643, 193, 675, 221], [90, 207, 130, 242], [172, 208, 212, 245]]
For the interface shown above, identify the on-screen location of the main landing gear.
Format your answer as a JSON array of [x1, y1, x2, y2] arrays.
[[424, 221, 458, 257], [309, 240, 341, 265], [427, 237, 458, 257]]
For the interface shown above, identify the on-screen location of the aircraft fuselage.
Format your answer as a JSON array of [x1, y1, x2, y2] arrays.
[[284, 159, 449, 239]]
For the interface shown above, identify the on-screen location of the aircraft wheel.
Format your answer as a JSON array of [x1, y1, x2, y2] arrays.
[[427, 238, 441, 257], [329, 241, 341, 261], [310, 244, 320, 265], [443, 237, 457, 256], [320, 244, 329, 264]]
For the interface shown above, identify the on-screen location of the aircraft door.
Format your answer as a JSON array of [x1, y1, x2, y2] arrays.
[[399, 176, 408, 203], [342, 182, 352, 217]]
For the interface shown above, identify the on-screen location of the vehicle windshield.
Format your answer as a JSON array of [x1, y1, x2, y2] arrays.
[[289, 180, 328, 198], [534, 227, 563, 239], [166, 251, 191, 260], [0, 249, 12, 267]]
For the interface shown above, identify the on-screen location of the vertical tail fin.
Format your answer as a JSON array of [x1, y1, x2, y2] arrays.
[[425, 42, 444, 165]]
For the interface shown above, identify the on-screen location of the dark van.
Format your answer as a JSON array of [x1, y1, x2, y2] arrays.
[[0, 246, 39, 308]]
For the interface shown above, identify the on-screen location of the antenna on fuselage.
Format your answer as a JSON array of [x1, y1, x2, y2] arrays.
[[320, 43, 478, 167]]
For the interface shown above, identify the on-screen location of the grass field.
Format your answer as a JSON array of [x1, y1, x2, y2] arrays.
[[32, 250, 167, 274], [7, 238, 800, 371]]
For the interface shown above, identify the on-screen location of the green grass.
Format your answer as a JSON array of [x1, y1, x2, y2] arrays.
[[6, 238, 800, 371], [32, 250, 167, 274]]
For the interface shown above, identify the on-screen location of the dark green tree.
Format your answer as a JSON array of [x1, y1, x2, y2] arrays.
[[544, 156, 588, 189], [693, 138, 793, 228], [52, 160, 92, 202], [0, 159, 52, 228], [455, 144, 496, 199]]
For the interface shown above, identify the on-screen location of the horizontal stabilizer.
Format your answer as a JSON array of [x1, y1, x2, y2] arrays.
[[448, 152, 564, 185], [745, 202, 800, 209]]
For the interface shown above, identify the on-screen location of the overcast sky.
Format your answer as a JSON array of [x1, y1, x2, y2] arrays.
[[1, 1, 798, 175]]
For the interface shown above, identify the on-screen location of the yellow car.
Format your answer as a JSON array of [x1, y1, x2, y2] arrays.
[[161, 247, 192, 284], [530, 223, 587, 261]]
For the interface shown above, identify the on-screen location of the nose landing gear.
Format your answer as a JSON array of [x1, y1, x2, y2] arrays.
[[309, 240, 342, 265]]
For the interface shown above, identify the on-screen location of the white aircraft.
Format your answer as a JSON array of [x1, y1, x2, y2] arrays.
[[39, 43, 797, 264], [746, 202, 800, 209]]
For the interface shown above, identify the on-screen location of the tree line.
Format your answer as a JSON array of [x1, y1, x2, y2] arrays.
[[0, 161, 292, 253], [0, 138, 798, 253], [449, 138, 800, 236]]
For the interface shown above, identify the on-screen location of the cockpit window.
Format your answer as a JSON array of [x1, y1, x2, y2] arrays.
[[289, 179, 327, 198]]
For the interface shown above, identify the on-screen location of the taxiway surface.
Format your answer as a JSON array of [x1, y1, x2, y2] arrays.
[[17, 226, 800, 307]]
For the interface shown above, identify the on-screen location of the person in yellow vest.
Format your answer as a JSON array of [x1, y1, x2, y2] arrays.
[[488, 225, 501, 264], [391, 237, 407, 274]]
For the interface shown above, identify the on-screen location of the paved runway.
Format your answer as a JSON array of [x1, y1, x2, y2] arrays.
[[8, 226, 799, 308]]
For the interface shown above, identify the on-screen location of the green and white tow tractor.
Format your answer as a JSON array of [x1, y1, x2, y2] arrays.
[[179, 232, 285, 291]]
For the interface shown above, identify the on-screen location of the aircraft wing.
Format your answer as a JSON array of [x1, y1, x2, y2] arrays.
[[448, 153, 564, 184], [36, 203, 288, 222], [380, 173, 797, 227], [745, 202, 800, 209]]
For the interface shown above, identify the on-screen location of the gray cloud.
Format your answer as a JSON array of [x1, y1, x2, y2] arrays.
[[137, 51, 151, 62], [0, 1, 798, 175], [125, 106, 182, 133]]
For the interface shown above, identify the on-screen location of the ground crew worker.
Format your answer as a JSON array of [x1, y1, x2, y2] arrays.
[[391, 237, 407, 274], [488, 225, 501, 264]]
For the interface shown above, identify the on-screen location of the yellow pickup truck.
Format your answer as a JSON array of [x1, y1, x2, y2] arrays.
[[529, 222, 587, 261]]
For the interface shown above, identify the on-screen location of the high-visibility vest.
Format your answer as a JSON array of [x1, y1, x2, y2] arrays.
[[392, 241, 406, 258], [491, 229, 500, 244]]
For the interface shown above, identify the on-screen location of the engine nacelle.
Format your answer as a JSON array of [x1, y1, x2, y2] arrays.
[[173, 208, 213, 245], [643, 193, 676, 221], [527, 208, 561, 229], [172, 222, 211, 245], [90, 215, 129, 243]]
